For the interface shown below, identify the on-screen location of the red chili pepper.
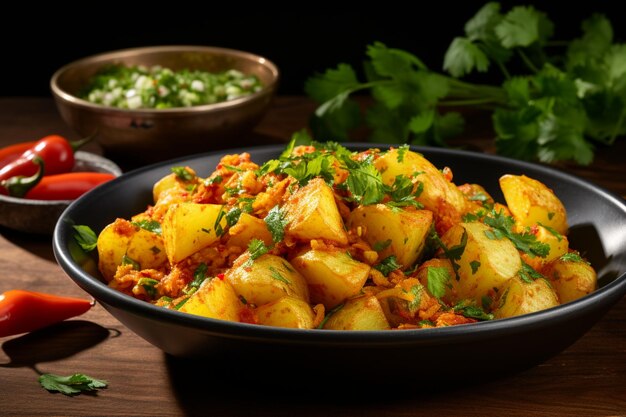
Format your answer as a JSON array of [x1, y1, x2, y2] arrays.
[[24, 172, 116, 200], [0, 134, 90, 183], [0, 290, 93, 337], [0, 156, 45, 197], [0, 141, 36, 169]]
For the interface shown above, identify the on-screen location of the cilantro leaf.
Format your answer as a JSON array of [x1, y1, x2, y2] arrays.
[[495, 6, 553, 48], [39, 373, 107, 396], [519, 261, 545, 283], [426, 267, 451, 298], [190, 263, 208, 288], [305, 63, 360, 103], [269, 266, 291, 285], [131, 219, 162, 235], [444, 37, 490, 78], [264, 205, 288, 243], [559, 252, 590, 264], [72, 225, 98, 252], [407, 284, 424, 312], [483, 210, 550, 257], [453, 300, 494, 321], [374, 255, 402, 276], [121, 254, 140, 270], [342, 155, 386, 206], [171, 166, 193, 181], [247, 239, 269, 261]]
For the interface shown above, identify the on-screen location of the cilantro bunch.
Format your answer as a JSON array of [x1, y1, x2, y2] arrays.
[[305, 2, 626, 165]]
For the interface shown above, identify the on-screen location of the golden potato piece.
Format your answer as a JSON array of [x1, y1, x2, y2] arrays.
[[256, 296, 315, 329], [153, 171, 196, 203], [543, 255, 597, 303], [440, 222, 521, 303], [322, 295, 390, 330], [161, 203, 226, 264], [97, 219, 167, 281], [522, 224, 569, 270], [291, 248, 370, 309], [493, 276, 559, 319], [179, 277, 242, 322], [226, 253, 309, 305], [348, 204, 432, 269], [283, 178, 348, 245], [500, 174, 568, 235], [374, 148, 472, 232], [228, 212, 273, 249], [415, 258, 459, 305]]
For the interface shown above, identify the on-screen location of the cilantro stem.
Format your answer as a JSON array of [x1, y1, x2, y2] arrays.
[[517, 50, 540, 74], [439, 97, 504, 107], [495, 60, 511, 80]]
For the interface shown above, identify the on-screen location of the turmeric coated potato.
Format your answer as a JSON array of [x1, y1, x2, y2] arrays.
[[493, 276, 559, 319], [256, 296, 316, 329], [179, 277, 242, 322], [500, 174, 568, 235], [322, 295, 390, 330], [543, 255, 597, 303]]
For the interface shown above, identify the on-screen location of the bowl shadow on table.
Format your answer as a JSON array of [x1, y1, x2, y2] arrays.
[[0, 226, 56, 263], [164, 343, 545, 416], [0, 320, 110, 371]]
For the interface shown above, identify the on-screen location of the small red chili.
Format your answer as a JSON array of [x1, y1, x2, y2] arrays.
[[0, 290, 93, 338], [0, 134, 90, 183], [0, 141, 36, 169], [24, 172, 116, 200], [0, 156, 45, 197]]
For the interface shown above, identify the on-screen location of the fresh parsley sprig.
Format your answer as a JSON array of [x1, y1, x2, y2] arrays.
[[306, 3, 626, 165]]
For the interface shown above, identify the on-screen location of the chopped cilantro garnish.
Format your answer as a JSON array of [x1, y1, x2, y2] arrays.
[[407, 284, 424, 312], [317, 303, 345, 329], [373, 239, 392, 252], [137, 278, 159, 298], [190, 263, 208, 288], [264, 205, 289, 243], [374, 255, 402, 276], [470, 260, 481, 274], [171, 166, 193, 181], [453, 300, 494, 321], [483, 209, 549, 257], [538, 222, 563, 241], [248, 239, 270, 261], [121, 254, 140, 270], [518, 261, 545, 283], [269, 266, 291, 285], [226, 207, 243, 228], [426, 267, 451, 298], [131, 219, 162, 235], [559, 252, 589, 264]]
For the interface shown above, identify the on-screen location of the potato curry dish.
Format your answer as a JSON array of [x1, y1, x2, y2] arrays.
[[96, 142, 597, 330]]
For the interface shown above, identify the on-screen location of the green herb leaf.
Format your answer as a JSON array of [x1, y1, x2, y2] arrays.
[[373, 239, 392, 252], [121, 254, 140, 270], [137, 278, 159, 298], [453, 301, 494, 321], [264, 205, 288, 243], [444, 37, 490, 78], [374, 255, 402, 276], [171, 166, 193, 181], [483, 209, 549, 257], [131, 220, 162, 235], [408, 284, 424, 312], [269, 266, 291, 285], [72, 225, 98, 252], [39, 373, 108, 396], [559, 252, 589, 264], [190, 263, 208, 288], [317, 303, 345, 329], [248, 239, 270, 261], [426, 267, 451, 298], [470, 260, 481, 274], [518, 261, 545, 283]]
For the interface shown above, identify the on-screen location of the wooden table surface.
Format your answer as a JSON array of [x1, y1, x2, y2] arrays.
[[0, 97, 624, 417]]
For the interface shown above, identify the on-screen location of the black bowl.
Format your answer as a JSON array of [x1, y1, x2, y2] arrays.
[[53, 145, 626, 378]]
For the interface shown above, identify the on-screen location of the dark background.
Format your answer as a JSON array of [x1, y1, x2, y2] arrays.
[[1, 2, 624, 97]]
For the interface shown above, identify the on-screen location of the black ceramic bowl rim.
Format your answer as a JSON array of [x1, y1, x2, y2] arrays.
[[53, 144, 626, 347], [50, 45, 280, 116]]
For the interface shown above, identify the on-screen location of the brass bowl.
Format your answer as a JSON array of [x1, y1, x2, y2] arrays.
[[50, 46, 279, 163]]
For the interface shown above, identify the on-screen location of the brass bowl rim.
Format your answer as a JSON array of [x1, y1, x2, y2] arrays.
[[50, 45, 280, 116]]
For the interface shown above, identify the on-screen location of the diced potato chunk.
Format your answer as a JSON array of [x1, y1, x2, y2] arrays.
[[440, 222, 521, 303], [226, 253, 309, 305], [228, 212, 273, 248], [348, 204, 432, 268], [256, 296, 315, 329], [291, 248, 370, 309], [493, 276, 559, 319], [323, 295, 390, 330], [374, 149, 472, 232], [283, 178, 348, 245], [179, 277, 242, 322], [161, 203, 226, 264], [153, 171, 196, 203], [97, 218, 167, 281], [415, 258, 459, 305], [500, 174, 568, 235], [542, 256, 597, 303], [522, 224, 569, 270]]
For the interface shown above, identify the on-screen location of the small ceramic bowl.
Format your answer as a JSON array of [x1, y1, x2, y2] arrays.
[[0, 151, 122, 234], [50, 45, 279, 164]]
